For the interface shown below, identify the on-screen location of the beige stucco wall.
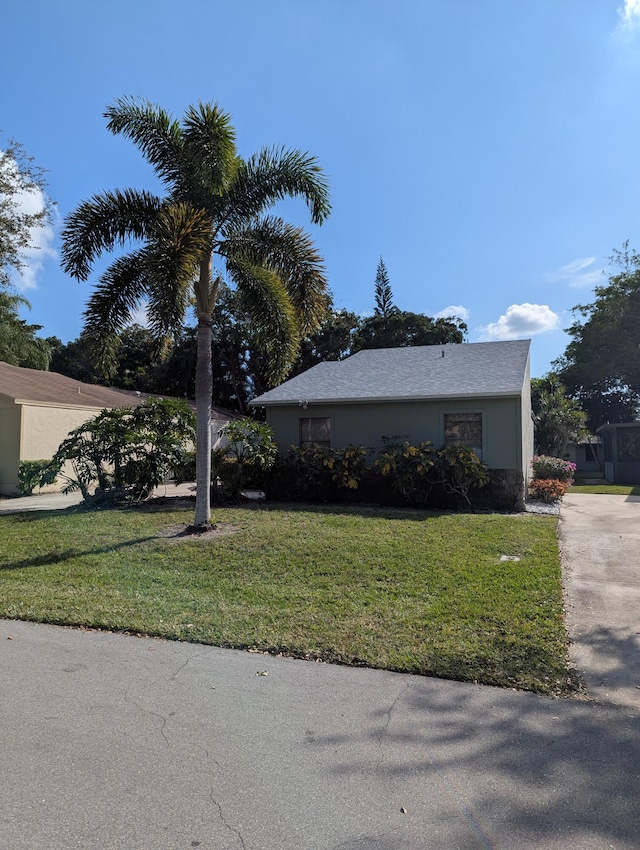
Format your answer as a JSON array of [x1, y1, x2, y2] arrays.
[[20, 403, 102, 461], [266, 395, 524, 470], [0, 402, 105, 495]]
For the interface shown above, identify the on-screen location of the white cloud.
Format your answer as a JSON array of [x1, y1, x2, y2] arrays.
[[479, 303, 560, 341], [435, 304, 470, 322], [545, 257, 603, 289], [618, 0, 640, 30], [10, 182, 58, 292]]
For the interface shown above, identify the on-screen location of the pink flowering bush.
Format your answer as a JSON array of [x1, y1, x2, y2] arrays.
[[531, 455, 576, 483]]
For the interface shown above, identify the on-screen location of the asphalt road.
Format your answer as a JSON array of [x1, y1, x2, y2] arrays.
[[1, 624, 639, 849]]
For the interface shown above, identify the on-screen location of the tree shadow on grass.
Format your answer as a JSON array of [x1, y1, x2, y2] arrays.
[[0, 535, 158, 571]]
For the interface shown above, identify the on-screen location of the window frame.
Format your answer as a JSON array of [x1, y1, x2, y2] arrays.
[[442, 410, 484, 459], [299, 416, 332, 449]]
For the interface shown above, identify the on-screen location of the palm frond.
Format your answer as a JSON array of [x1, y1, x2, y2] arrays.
[[180, 102, 238, 200], [144, 202, 211, 335], [104, 97, 184, 188], [226, 257, 298, 383], [60, 188, 161, 281], [220, 216, 330, 334], [83, 249, 150, 376], [221, 146, 331, 226]]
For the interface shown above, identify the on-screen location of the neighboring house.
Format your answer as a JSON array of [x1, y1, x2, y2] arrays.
[[564, 436, 602, 475], [0, 361, 237, 495], [597, 422, 640, 484], [250, 340, 533, 505]]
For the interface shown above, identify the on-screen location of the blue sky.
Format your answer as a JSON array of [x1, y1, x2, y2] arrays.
[[3, 0, 640, 377]]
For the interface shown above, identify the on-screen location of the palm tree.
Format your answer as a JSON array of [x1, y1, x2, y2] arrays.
[[61, 98, 330, 528]]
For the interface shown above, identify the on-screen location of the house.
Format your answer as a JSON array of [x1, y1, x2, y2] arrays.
[[596, 422, 640, 484], [564, 436, 602, 475], [250, 340, 533, 505], [0, 361, 237, 495]]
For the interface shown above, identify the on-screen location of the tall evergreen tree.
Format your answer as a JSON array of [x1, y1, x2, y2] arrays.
[[373, 257, 395, 318]]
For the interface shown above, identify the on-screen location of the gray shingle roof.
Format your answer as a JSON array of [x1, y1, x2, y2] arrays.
[[250, 340, 530, 406]]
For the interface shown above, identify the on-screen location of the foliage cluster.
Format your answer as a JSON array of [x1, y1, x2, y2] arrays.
[[0, 290, 52, 369], [0, 139, 53, 290], [212, 418, 279, 500], [269, 438, 489, 509], [531, 455, 576, 482], [531, 372, 587, 457], [555, 243, 640, 430], [17, 458, 59, 496], [270, 443, 370, 501], [43, 398, 195, 504], [529, 479, 570, 503], [529, 455, 575, 503]]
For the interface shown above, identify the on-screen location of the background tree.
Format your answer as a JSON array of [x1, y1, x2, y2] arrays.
[[373, 257, 395, 318], [289, 306, 359, 376], [531, 372, 588, 456], [556, 243, 640, 431], [0, 290, 52, 369], [61, 98, 330, 528], [352, 311, 465, 352], [0, 139, 53, 290]]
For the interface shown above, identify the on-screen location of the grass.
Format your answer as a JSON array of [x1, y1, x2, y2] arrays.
[[0, 500, 576, 696], [570, 482, 640, 495]]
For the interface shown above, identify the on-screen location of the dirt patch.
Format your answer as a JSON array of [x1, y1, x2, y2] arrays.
[[157, 522, 239, 543]]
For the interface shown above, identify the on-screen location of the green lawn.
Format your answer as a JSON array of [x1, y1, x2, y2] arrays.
[[0, 501, 576, 695], [570, 483, 640, 495]]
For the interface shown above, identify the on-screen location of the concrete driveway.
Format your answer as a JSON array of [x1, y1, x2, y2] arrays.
[[0, 482, 196, 515], [559, 492, 640, 709]]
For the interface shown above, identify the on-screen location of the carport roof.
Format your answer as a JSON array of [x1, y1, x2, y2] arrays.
[[0, 361, 147, 408], [0, 361, 237, 419]]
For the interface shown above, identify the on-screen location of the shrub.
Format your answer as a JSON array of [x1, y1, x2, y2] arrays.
[[267, 443, 370, 502], [323, 444, 369, 491], [17, 459, 59, 496], [435, 445, 490, 507], [51, 398, 196, 504], [529, 478, 569, 503], [375, 437, 437, 506], [213, 418, 278, 500], [267, 437, 490, 509], [531, 455, 576, 482]]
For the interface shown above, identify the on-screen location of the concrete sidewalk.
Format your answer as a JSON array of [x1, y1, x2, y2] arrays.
[[1, 618, 639, 850], [559, 492, 640, 709]]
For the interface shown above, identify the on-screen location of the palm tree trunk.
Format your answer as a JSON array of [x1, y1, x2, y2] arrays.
[[194, 313, 213, 527]]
